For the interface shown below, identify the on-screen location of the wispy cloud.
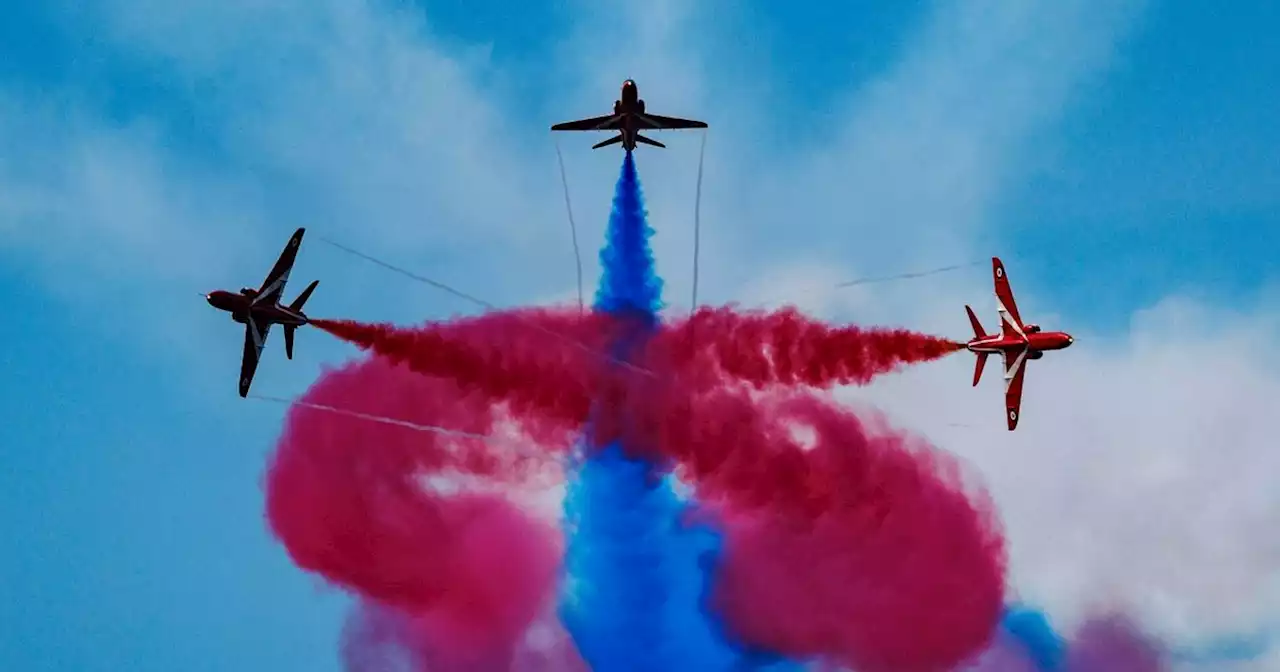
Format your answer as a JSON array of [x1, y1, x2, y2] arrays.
[[786, 284, 1277, 658]]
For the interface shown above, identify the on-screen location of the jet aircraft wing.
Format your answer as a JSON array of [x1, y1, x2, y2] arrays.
[[238, 317, 272, 397], [551, 114, 624, 131], [1002, 347, 1028, 431], [254, 227, 306, 306], [992, 256, 1025, 340], [636, 113, 708, 130]]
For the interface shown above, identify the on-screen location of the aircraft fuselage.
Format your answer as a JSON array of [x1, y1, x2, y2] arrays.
[[611, 80, 647, 151], [966, 329, 1073, 359], [206, 289, 308, 327], [620, 79, 640, 107]]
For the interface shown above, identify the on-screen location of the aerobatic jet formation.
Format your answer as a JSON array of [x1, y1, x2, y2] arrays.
[[205, 227, 318, 397], [964, 257, 1074, 431], [551, 79, 707, 151]]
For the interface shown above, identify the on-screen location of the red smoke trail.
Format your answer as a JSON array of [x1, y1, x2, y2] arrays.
[[265, 355, 573, 669], [343, 603, 590, 672], [601, 382, 1006, 669], [314, 304, 963, 424], [652, 305, 965, 390], [312, 310, 611, 431], [298, 308, 1004, 668]]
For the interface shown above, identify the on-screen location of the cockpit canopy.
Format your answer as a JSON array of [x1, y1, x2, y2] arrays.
[[240, 287, 258, 296], [1024, 323, 1041, 333]]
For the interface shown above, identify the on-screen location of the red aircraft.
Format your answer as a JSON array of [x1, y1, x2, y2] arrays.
[[964, 257, 1074, 430], [205, 227, 318, 397], [551, 79, 707, 151]]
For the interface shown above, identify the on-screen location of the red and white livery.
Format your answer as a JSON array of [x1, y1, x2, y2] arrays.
[[965, 257, 1074, 430]]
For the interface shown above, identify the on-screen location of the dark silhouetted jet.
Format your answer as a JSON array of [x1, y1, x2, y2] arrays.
[[552, 79, 707, 151], [205, 227, 318, 397]]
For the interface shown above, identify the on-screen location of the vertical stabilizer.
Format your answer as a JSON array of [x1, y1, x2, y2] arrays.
[[289, 280, 318, 312], [965, 304, 987, 338]]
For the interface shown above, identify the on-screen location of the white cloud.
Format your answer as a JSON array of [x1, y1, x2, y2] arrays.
[[695, 0, 1150, 283], [810, 281, 1280, 654], [730, 247, 1280, 660]]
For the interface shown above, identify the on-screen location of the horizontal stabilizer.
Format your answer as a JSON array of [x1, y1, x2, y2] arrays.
[[284, 325, 297, 360], [635, 133, 666, 148], [973, 352, 988, 387], [592, 134, 624, 149]]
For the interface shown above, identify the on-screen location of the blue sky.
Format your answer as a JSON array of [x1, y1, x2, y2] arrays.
[[1, 1, 1278, 671]]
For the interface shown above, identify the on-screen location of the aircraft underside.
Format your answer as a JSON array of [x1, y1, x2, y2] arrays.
[[252, 306, 307, 326]]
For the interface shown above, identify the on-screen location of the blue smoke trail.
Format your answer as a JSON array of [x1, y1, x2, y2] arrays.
[[559, 152, 799, 670], [590, 152, 663, 320], [996, 603, 1273, 670], [1001, 604, 1066, 669]]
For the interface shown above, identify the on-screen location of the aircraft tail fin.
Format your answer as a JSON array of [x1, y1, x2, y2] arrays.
[[966, 305, 988, 386], [972, 352, 989, 387], [965, 304, 987, 338], [635, 133, 666, 148], [290, 280, 318, 312], [592, 134, 624, 149], [284, 279, 317, 360]]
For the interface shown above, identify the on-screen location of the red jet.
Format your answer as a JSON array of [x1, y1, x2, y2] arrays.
[[964, 257, 1074, 430], [205, 227, 318, 397], [551, 79, 707, 151]]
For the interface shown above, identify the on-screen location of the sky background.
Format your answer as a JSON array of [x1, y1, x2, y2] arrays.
[[1, 0, 1278, 670]]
